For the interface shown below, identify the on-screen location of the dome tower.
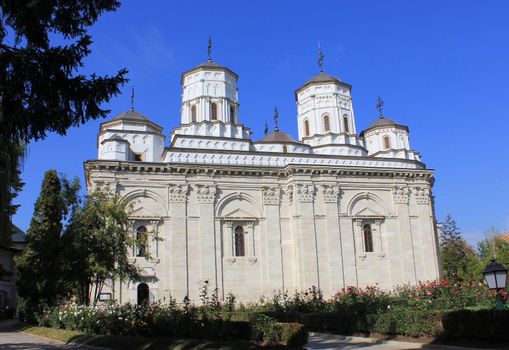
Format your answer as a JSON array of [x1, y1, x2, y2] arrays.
[[360, 97, 421, 161], [169, 38, 252, 150], [294, 48, 365, 156]]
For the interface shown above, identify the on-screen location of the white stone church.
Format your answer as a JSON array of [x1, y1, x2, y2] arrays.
[[84, 51, 441, 304]]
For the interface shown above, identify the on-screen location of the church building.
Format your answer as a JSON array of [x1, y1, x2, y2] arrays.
[[84, 47, 441, 304]]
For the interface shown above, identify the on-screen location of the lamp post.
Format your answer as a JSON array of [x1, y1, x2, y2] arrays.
[[482, 259, 508, 311]]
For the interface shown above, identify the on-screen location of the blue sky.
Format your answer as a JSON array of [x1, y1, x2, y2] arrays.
[[13, 0, 509, 245]]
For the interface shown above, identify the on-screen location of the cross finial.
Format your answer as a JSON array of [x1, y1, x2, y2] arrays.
[[264, 120, 269, 135], [130, 86, 135, 111], [376, 96, 384, 118], [274, 106, 279, 132], [207, 35, 212, 62], [317, 43, 324, 73]]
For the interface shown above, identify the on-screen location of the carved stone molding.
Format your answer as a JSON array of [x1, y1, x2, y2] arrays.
[[224, 221, 234, 228], [286, 186, 293, 204], [321, 185, 341, 204], [195, 184, 217, 204], [354, 219, 363, 226], [413, 187, 430, 205], [296, 184, 315, 203], [393, 186, 409, 204], [262, 186, 281, 206], [168, 184, 188, 203]]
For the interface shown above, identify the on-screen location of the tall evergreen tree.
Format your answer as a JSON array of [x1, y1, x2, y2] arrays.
[[0, 1, 128, 246], [15, 170, 65, 320], [439, 214, 478, 280]]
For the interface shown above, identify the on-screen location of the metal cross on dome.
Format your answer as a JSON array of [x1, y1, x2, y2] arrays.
[[274, 106, 279, 132], [207, 36, 212, 62], [317, 45, 324, 73], [376, 96, 384, 118], [130, 86, 135, 111]]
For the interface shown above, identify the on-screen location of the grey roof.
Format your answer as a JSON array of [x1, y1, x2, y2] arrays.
[[258, 131, 298, 143], [12, 225, 25, 243], [181, 60, 238, 84], [368, 117, 399, 128], [295, 71, 352, 100], [304, 72, 341, 85], [112, 110, 149, 122], [195, 60, 223, 69], [360, 116, 409, 136]]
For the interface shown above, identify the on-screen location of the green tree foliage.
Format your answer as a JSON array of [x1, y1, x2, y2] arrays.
[[62, 189, 138, 305], [0, 142, 24, 247], [477, 229, 509, 275], [439, 214, 478, 281], [15, 170, 66, 319], [0, 0, 128, 246]]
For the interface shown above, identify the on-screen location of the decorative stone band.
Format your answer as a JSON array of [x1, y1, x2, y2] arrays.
[[168, 184, 188, 202], [393, 186, 410, 204], [195, 184, 217, 204], [295, 184, 315, 203], [285, 186, 294, 204], [262, 186, 281, 206], [164, 150, 424, 169], [84, 161, 434, 181], [321, 184, 341, 203], [413, 186, 430, 205]]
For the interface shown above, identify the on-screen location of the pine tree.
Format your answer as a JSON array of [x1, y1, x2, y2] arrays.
[[439, 214, 478, 280], [0, 1, 128, 246], [440, 214, 462, 246], [15, 170, 65, 320]]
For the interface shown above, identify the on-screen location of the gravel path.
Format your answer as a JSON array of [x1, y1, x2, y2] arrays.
[[0, 320, 98, 350], [306, 332, 499, 350]]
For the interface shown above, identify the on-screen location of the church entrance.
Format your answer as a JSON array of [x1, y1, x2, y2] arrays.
[[137, 283, 149, 305]]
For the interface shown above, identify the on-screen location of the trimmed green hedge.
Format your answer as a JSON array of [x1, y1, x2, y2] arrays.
[[260, 308, 509, 342]]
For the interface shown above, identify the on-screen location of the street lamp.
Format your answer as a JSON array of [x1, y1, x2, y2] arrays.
[[483, 259, 507, 310]]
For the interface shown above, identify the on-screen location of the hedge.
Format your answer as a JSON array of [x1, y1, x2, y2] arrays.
[[37, 304, 308, 348], [260, 308, 509, 342]]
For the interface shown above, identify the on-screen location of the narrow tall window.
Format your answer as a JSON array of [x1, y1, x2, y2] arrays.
[[234, 226, 245, 257], [304, 119, 310, 137], [383, 136, 391, 150], [191, 105, 197, 122], [136, 226, 148, 257], [230, 105, 235, 123], [323, 115, 330, 132], [211, 103, 218, 120], [363, 224, 374, 252], [283, 145, 288, 153], [343, 116, 350, 133]]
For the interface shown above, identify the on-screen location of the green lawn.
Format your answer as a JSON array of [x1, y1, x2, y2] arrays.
[[19, 326, 260, 350]]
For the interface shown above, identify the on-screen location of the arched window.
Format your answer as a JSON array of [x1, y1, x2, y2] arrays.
[[304, 119, 310, 137], [363, 224, 374, 252], [211, 103, 218, 121], [191, 105, 197, 122], [323, 115, 330, 132], [383, 135, 391, 150], [234, 226, 245, 257], [229, 105, 235, 123], [136, 226, 148, 257], [137, 283, 149, 305], [343, 116, 350, 133], [283, 145, 288, 153]]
